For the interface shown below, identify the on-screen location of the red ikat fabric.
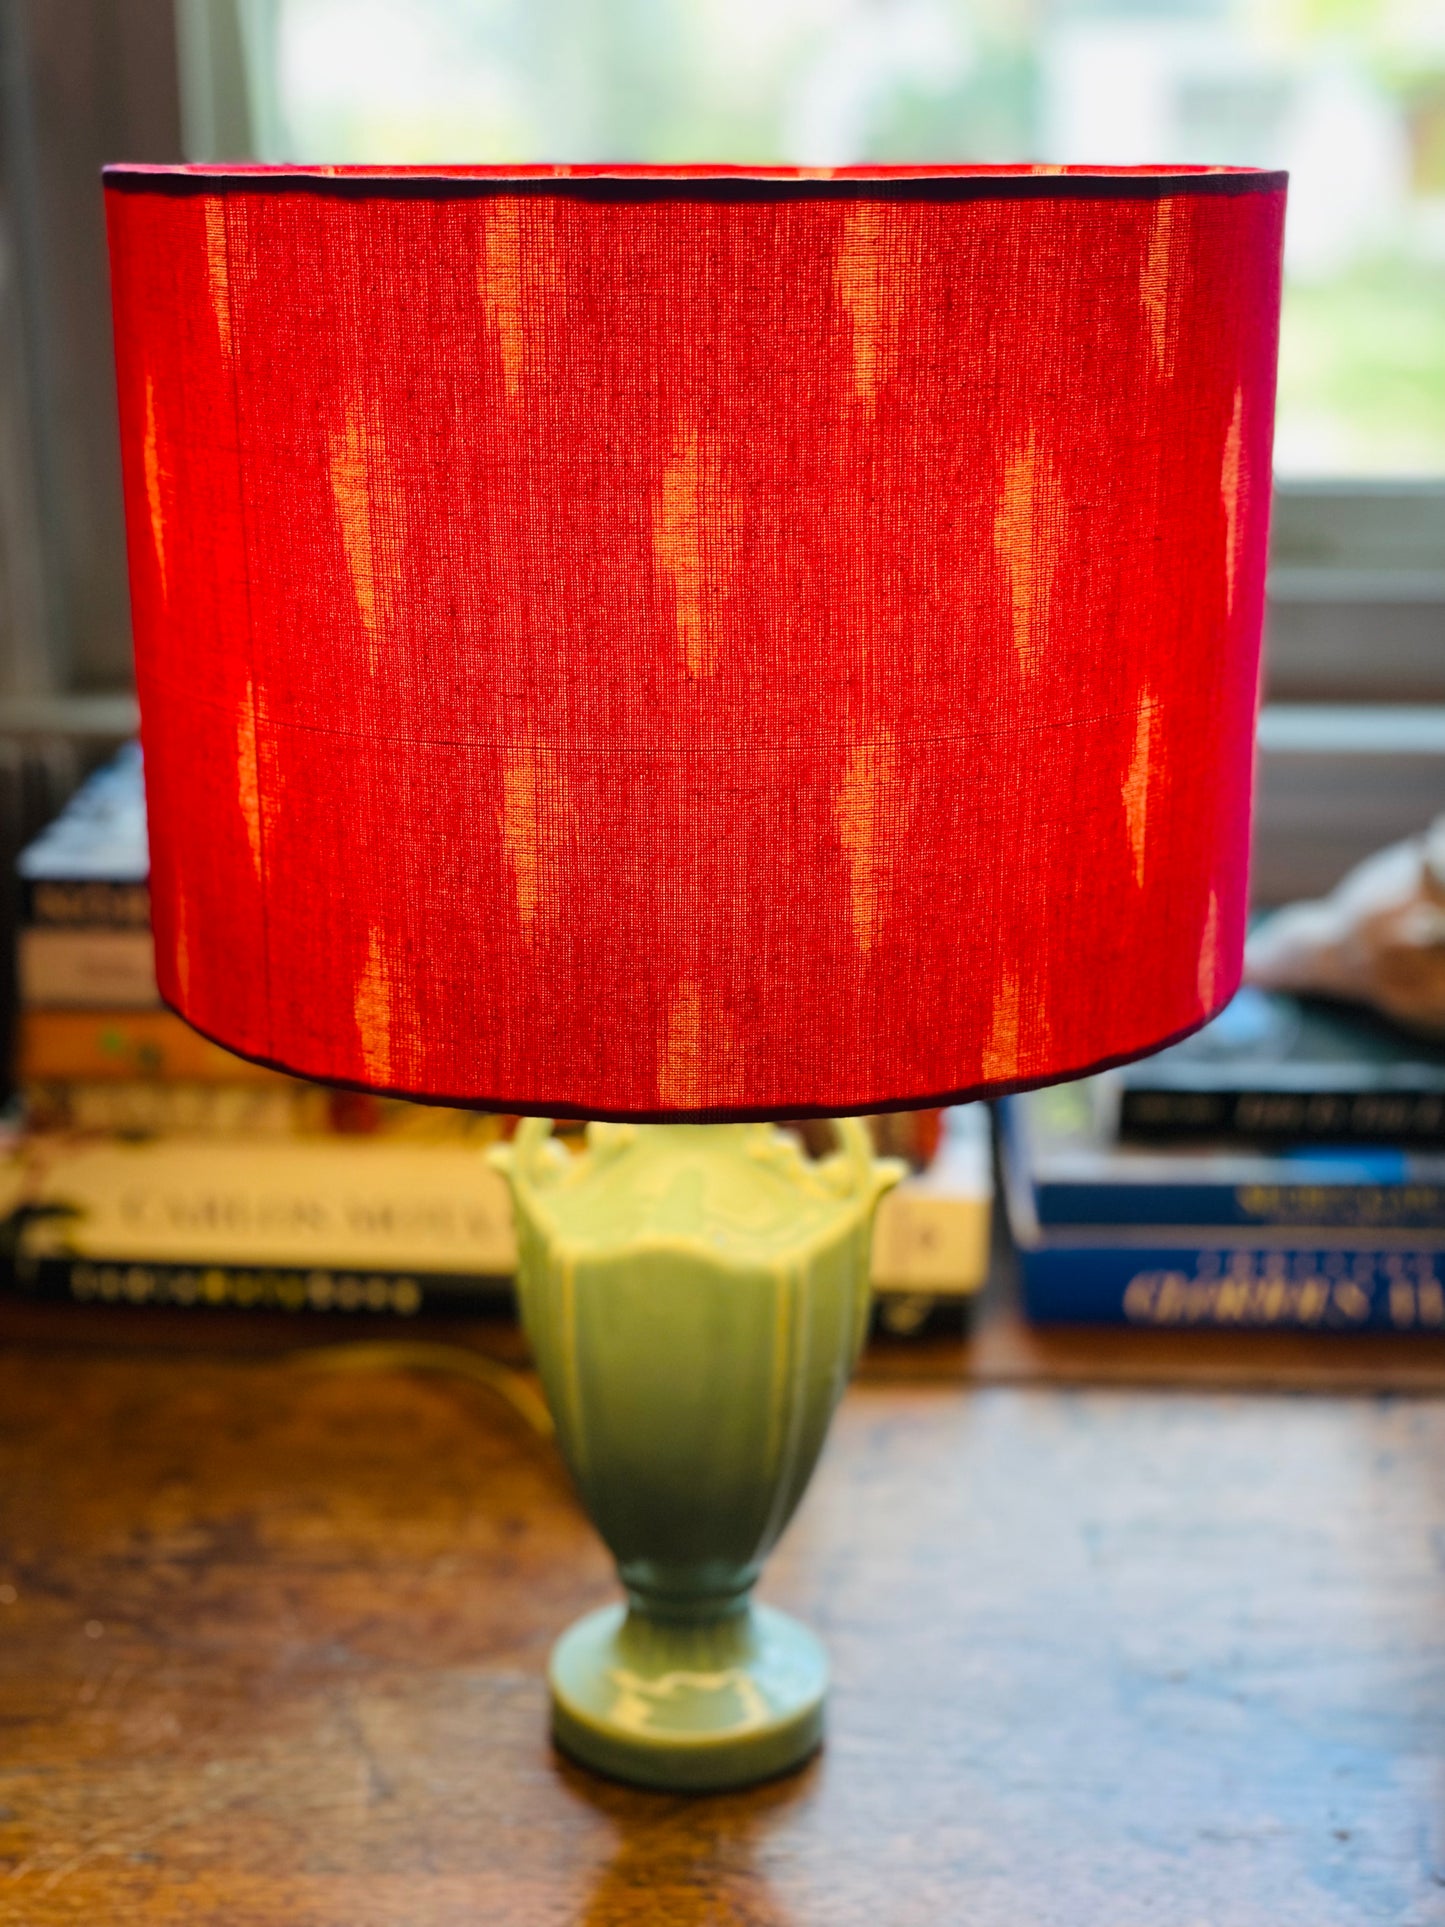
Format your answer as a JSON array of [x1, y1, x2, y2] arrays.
[[104, 164, 1286, 1120]]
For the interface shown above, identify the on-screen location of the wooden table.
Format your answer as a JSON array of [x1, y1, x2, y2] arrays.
[[2, 1305, 1444, 1925]]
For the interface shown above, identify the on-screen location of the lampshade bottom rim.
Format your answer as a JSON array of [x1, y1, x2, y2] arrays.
[[157, 990, 1238, 1126]]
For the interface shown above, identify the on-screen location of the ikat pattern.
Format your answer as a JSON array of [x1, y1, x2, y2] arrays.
[[106, 165, 1285, 1117]]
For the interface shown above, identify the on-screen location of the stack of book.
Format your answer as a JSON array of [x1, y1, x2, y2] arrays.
[[1000, 988, 1445, 1333], [7, 745, 992, 1323], [9, 744, 519, 1315], [15, 742, 495, 1142]]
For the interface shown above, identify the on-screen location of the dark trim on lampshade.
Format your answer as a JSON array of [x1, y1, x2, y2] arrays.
[[102, 163, 1288, 206], [158, 989, 1236, 1126]]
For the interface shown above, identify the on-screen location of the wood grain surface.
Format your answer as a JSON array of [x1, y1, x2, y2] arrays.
[[1, 1326, 1443, 1924]]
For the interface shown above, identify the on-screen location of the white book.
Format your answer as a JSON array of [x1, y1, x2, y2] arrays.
[[869, 1104, 992, 1298]]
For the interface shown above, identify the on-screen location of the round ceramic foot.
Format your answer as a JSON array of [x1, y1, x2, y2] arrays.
[[549, 1601, 828, 1792]]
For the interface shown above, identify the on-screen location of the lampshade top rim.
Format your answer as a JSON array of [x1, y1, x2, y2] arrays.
[[102, 161, 1287, 202]]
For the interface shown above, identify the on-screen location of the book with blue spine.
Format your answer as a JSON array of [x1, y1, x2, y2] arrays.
[[999, 1132, 1445, 1332], [1000, 985, 1445, 1329], [1012, 1228, 1445, 1332], [998, 1079, 1445, 1230]]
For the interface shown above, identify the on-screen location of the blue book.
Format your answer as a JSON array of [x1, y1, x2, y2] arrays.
[[1012, 1225, 1445, 1331], [999, 1143, 1445, 1330], [998, 1080, 1445, 1230]]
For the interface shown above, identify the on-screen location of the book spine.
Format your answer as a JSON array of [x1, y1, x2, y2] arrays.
[[7, 1255, 513, 1317], [6, 1256, 964, 1338], [1034, 1180, 1445, 1230], [20, 880, 150, 929], [18, 1010, 285, 1084], [17, 928, 159, 1010], [20, 1080, 329, 1136], [1019, 1240, 1445, 1331], [1120, 1087, 1445, 1146], [19, 1081, 505, 1139]]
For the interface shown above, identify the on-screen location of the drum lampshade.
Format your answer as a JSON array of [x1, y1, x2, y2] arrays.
[[104, 163, 1285, 1119]]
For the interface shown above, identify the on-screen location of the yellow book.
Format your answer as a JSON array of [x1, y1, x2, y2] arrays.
[[2, 1115, 990, 1320], [18, 1010, 287, 1084], [16, 1137, 517, 1274]]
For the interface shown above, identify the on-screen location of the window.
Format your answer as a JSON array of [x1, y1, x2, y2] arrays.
[[220, 0, 1445, 480], [3, 0, 1443, 903]]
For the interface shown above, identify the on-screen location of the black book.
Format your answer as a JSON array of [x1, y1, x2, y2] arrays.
[[1119, 988, 1445, 1147]]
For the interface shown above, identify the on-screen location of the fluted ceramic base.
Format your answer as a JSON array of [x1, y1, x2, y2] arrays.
[[549, 1601, 827, 1792], [495, 1119, 900, 1793]]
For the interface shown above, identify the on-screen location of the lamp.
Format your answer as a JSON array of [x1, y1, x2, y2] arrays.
[[104, 161, 1285, 1789]]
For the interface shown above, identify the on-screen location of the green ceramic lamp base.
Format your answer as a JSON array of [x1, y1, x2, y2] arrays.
[[549, 1601, 828, 1792], [493, 1117, 901, 1795]]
